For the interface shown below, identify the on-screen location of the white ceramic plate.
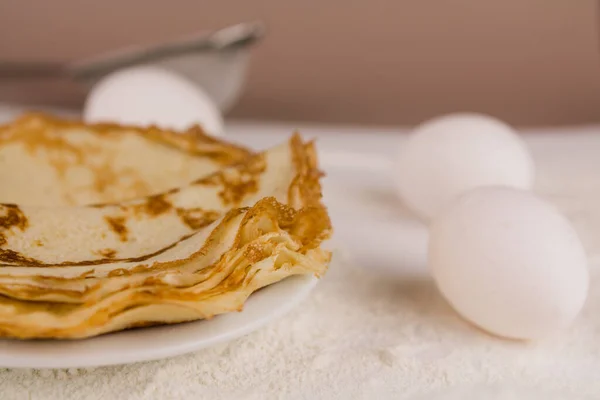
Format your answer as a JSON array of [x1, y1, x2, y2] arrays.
[[0, 275, 318, 369]]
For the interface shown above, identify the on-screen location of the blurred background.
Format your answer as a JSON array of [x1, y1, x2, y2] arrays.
[[0, 0, 599, 126]]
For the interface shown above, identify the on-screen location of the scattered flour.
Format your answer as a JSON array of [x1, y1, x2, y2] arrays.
[[1, 137, 600, 399]]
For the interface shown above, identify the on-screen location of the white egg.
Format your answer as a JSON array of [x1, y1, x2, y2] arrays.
[[394, 113, 534, 220], [83, 66, 224, 136], [429, 187, 588, 340]]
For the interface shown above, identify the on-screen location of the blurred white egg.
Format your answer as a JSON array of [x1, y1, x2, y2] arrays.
[[83, 66, 224, 136], [394, 113, 534, 220], [429, 187, 588, 340]]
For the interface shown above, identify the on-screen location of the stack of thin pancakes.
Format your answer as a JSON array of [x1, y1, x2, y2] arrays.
[[0, 114, 331, 339]]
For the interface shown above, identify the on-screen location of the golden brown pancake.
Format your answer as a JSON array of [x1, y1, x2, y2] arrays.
[[0, 114, 331, 339]]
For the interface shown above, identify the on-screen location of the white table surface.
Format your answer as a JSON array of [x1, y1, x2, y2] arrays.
[[1, 105, 600, 399]]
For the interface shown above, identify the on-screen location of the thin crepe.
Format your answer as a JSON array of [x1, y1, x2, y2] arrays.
[[0, 114, 331, 339], [0, 113, 250, 206]]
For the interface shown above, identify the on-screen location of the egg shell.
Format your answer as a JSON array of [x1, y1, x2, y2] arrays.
[[429, 187, 589, 340], [394, 113, 535, 220], [83, 66, 224, 136]]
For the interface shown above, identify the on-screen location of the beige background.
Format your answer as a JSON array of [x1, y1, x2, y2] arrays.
[[1, 0, 599, 126]]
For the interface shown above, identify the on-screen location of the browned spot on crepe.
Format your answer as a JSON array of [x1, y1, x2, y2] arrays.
[[0, 248, 38, 264], [96, 249, 117, 259], [176, 208, 221, 230], [0, 204, 28, 231], [195, 153, 267, 205], [0, 204, 29, 246], [104, 216, 128, 242], [142, 195, 172, 217]]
